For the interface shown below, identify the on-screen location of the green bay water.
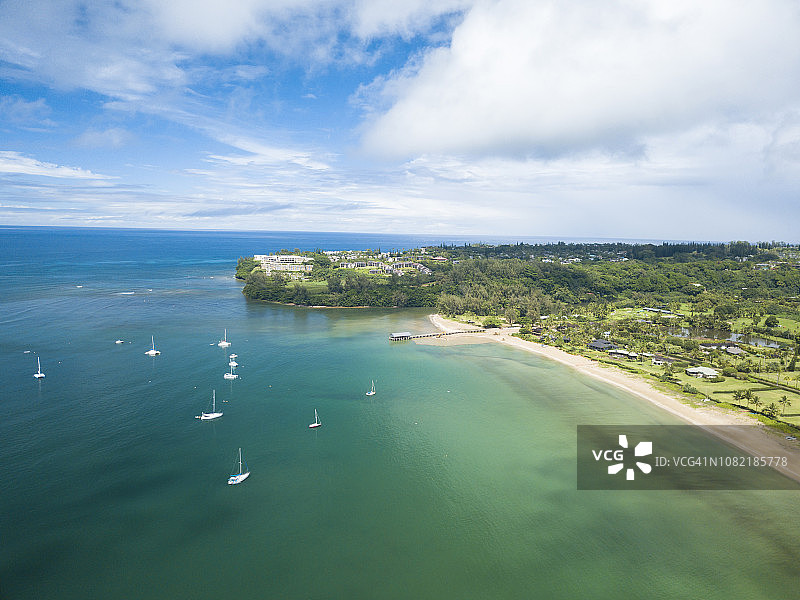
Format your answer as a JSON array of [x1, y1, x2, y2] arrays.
[[2, 228, 800, 599]]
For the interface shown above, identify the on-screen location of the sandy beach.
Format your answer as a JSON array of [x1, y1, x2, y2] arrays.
[[428, 313, 800, 483]]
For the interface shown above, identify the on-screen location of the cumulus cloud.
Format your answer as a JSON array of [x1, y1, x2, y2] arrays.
[[360, 0, 800, 158], [351, 0, 469, 39], [2, 0, 798, 239]]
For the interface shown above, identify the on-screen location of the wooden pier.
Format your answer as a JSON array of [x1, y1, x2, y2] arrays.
[[389, 330, 484, 341]]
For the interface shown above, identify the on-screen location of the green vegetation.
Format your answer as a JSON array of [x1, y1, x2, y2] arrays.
[[237, 240, 800, 429], [235, 256, 259, 279], [237, 241, 800, 326], [241, 265, 438, 307]]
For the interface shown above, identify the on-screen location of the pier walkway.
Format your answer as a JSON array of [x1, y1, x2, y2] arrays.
[[389, 330, 484, 341]]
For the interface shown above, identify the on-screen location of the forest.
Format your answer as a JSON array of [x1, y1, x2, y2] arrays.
[[236, 241, 800, 328]]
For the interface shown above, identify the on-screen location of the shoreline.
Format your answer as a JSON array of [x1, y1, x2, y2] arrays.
[[428, 313, 800, 484]]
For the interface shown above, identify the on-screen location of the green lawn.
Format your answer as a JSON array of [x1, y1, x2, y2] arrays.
[[731, 314, 800, 333], [578, 348, 800, 427]]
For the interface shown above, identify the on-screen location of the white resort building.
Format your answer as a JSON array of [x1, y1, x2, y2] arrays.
[[254, 254, 313, 275]]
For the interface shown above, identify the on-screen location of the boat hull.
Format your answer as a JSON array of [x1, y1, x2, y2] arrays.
[[198, 412, 223, 420], [227, 471, 250, 485]]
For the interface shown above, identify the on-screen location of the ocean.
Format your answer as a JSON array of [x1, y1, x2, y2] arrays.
[[1, 227, 798, 599]]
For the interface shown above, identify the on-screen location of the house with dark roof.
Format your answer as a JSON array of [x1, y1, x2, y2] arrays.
[[608, 348, 638, 359], [588, 339, 617, 351]]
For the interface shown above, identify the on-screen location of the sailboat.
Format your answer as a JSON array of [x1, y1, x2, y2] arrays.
[[196, 390, 223, 420], [145, 336, 160, 356], [365, 380, 376, 396], [218, 329, 231, 348], [227, 448, 250, 485], [223, 364, 239, 380], [33, 356, 45, 379], [228, 353, 238, 368], [309, 409, 321, 428]]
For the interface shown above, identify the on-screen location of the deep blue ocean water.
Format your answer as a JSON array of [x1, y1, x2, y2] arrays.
[[1, 227, 799, 599]]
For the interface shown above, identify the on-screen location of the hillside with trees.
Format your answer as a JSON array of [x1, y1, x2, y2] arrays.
[[237, 242, 800, 328]]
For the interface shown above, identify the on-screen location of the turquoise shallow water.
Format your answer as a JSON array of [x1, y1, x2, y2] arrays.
[[2, 228, 800, 599]]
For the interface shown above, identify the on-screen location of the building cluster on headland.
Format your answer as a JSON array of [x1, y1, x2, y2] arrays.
[[253, 250, 436, 279], [254, 254, 313, 275]]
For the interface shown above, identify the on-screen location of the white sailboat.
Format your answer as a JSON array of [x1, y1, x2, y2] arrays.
[[228, 356, 238, 368], [33, 356, 45, 379], [365, 380, 376, 396], [223, 364, 239, 380], [227, 448, 250, 485], [145, 336, 160, 356], [115, 339, 124, 344], [309, 408, 321, 428], [218, 329, 231, 348], [196, 390, 223, 420]]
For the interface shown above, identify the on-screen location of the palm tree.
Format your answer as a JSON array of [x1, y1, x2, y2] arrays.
[[779, 395, 791, 416], [751, 395, 762, 413]]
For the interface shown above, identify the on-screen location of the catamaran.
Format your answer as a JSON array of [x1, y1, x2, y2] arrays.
[[223, 364, 238, 380], [227, 448, 250, 485], [145, 336, 160, 356], [218, 329, 231, 348], [196, 390, 223, 420], [33, 356, 45, 379], [365, 380, 376, 396], [309, 409, 321, 428]]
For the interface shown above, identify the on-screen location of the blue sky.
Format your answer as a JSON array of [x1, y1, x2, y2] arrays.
[[1, 0, 799, 241]]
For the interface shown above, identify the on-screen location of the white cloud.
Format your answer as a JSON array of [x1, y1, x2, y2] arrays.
[[0, 151, 114, 179], [74, 128, 133, 149], [360, 0, 800, 159], [207, 133, 333, 171], [351, 0, 469, 39], [2, 0, 798, 240], [141, 0, 284, 53], [0, 0, 467, 96], [0, 95, 53, 127]]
